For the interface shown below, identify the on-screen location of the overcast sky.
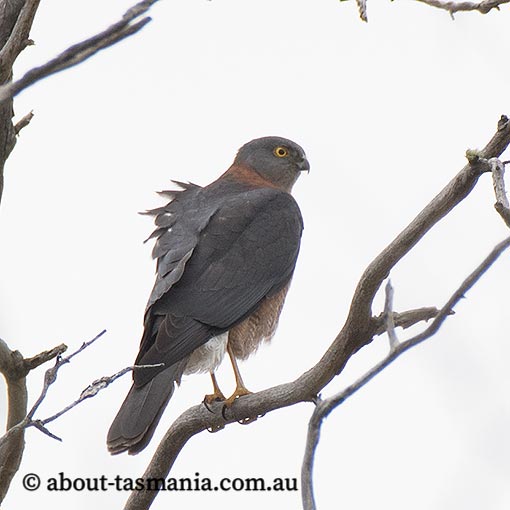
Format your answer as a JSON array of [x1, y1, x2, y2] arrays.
[[1, 1, 510, 509]]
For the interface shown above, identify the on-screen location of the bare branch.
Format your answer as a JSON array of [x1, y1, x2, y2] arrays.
[[23, 343, 67, 372], [31, 420, 62, 442], [0, 0, 40, 76], [356, 0, 368, 21], [489, 158, 510, 227], [0, 0, 160, 204], [0, 1, 161, 500], [301, 399, 323, 510], [27, 330, 106, 420], [0, 0, 160, 104], [372, 306, 451, 335], [383, 280, 399, 349], [41, 362, 163, 427], [13, 110, 33, 135], [342, 0, 508, 22], [0, 331, 105, 453], [0, 0, 38, 205], [123, 117, 510, 510], [0, 359, 163, 452], [0, 337, 65, 502], [414, 0, 509, 16], [301, 235, 510, 510]]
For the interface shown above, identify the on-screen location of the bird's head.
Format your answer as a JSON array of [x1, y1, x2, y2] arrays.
[[233, 136, 309, 192]]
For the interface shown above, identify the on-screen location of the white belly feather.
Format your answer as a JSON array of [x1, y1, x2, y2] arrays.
[[183, 332, 228, 375]]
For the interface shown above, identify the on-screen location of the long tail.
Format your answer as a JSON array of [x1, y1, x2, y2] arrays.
[[106, 363, 184, 455]]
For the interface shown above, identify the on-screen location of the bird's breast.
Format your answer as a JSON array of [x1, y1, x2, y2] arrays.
[[228, 282, 290, 360]]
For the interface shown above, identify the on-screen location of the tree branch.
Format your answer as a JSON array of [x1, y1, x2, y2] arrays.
[[344, 0, 508, 22], [40, 362, 163, 428], [13, 109, 33, 135], [0, 0, 40, 75], [355, 0, 368, 21], [489, 158, 510, 227], [372, 305, 450, 335], [414, 0, 509, 17], [0, 0, 162, 503], [0, 337, 65, 502], [383, 280, 399, 349], [301, 236, 510, 510], [0, 0, 40, 205], [123, 116, 510, 510], [0, 357, 162, 450], [0, 0, 160, 206], [0, 0, 160, 105], [0, 330, 110, 503], [26, 330, 106, 422]]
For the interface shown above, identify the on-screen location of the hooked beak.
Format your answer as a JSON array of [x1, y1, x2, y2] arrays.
[[298, 157, 310, 174]]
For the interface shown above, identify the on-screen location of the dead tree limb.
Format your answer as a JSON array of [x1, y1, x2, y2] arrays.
[[0, 337, 66, 501], [414, 0, 509, 17], [0, 0, 159, 105], [301, 236, 510, 510], [346, 0, 509, 22], [0, 0, 40, 205], [0, 330, 111, 502], [0, 0, 161, 502], [0, 0, 160, 205], [490, 158, 510, 227]]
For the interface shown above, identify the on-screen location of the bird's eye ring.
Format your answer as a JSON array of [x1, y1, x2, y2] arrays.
[[273, 146, 289, 158]]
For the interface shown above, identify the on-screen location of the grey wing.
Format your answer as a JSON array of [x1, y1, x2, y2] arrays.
[[144, 182, 215, 309], [136, 189, 303, 383]]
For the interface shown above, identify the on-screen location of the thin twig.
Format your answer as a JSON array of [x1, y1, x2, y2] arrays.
[[0, 360, 164, 448], [26, 330, 107, 420], [32, 420, 62, 442], [41, 363, 164, 426], [383, 280, 399, 349], [415, 0, 510, 16], [13, 110, 33, 135], [0, 0, 160, 103], [62, 329, 106, 364], [0, 331, 104, 447], [301, 236, 510, 510], [372, 306, 452, 335], [489, 158, 510, 228], [0, 338, 66, 500]]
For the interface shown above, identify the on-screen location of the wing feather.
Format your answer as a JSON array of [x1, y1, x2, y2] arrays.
[[136, 183, 303, 385]]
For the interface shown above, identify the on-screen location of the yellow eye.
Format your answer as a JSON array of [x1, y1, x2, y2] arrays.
[[273, 146, 289, 158]]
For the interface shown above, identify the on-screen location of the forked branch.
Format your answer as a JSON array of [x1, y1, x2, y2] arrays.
[[0, 337, 65, 501], [0, 0, 160, 104], [301, 236, 510, 510], [0, 330, 107, 501]]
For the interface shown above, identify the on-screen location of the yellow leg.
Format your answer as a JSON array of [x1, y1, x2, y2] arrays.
[[224, 343, 252, 406], [204, 372, 226, 404]]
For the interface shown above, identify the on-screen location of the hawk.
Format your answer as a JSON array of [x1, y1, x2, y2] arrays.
[[107, 136, 309, 454]]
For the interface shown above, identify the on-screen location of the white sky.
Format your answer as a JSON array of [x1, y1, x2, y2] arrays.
[[1, 1, 510, 509]]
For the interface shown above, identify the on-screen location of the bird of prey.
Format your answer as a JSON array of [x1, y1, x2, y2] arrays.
[[107, 136, 309, 455]]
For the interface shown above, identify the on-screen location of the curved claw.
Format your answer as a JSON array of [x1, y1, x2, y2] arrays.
[[223, 387, 252, 407], [203, 399, 215, 413], [203, 392, 226, 404], [203, 372, 226, 411]]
